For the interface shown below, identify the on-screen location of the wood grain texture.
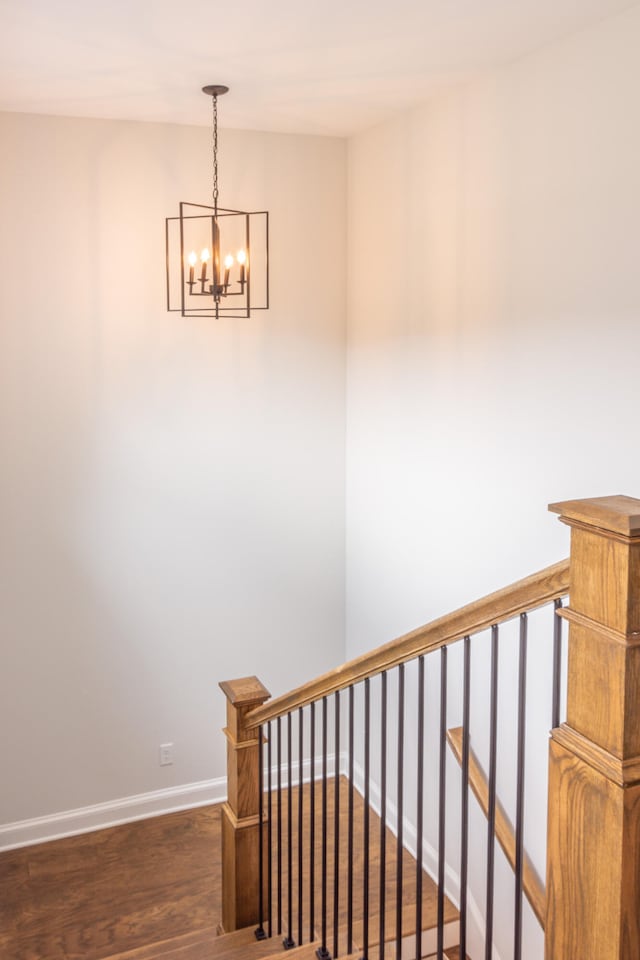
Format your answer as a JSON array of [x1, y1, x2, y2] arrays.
[[246, 559, 570, 728], [551, 504, 640, 765], [101, 925, 323, 960], [221, 678, 271, 743], [220, 680, 270, 932], [0, 785, 456, 960], [263, 777, 458, 960], [446, 727, 545, 928], [549, 495, 640, 537], [225, 731, 262, 819], [100, 926, 225, 960], [0, 807, 222, 960], [567, 528, 640, 635], [552, 723, 640, 788], [219, 677, 271, 707], [566, 620, 640, 760], [425, 949, 469, 960], [425, 950, 469, 960], [545, 740, 640, 958], [199, 926, 316, 960], [546, 495, 640, 958], [221, 804, 262, 933]]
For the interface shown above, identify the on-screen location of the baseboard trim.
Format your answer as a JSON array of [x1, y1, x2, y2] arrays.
[[0, 776, 228, 852], [0, 751, 340, 853]]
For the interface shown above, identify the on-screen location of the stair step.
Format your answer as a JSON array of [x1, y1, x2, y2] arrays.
[[99, 924, 315, 960], [99, 926, 220, 960], [351, 886, 460, 959], [426, 949, 470, 960], [98, 919, 461, 960], [261, 942, 341, 959], [206, 924, 319, 960], [359, 922, 459, 960]]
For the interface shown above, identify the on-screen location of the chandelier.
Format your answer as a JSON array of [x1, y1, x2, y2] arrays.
[[166, 85, 269, 319]]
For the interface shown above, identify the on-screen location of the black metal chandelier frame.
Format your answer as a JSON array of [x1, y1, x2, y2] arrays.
[[166, 85, 269, 320]]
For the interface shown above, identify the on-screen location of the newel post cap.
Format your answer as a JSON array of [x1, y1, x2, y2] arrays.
[[549, 495, 640, 538], [219, 676, 271, 707]]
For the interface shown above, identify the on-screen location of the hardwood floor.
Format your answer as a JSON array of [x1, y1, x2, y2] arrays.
[[0, 806, 222, 960], [267, 780, 458, 955], [0, 782, 459, 960]]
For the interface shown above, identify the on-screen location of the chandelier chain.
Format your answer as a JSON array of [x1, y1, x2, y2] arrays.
[[212, 94, 219, 213]]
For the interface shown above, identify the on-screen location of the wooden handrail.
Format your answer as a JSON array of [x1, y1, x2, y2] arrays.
[[246, 558, 569, 730], [446, 727, 546, 928]]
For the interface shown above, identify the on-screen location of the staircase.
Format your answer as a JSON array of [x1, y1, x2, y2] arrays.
[[103, 496, 640, 960], [103, 928, 465, 960], [101, 908, 465, 960], [100, 925, 325, 960], [98, 773, 467, 959]]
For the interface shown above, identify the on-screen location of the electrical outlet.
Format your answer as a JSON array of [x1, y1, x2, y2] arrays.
[[159, 743, 174, 766]]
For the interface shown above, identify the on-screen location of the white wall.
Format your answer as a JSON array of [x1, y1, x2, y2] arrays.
[[0, 112, 347, 827], [347, 5, 640, 957], [2, 14, 639, 940]]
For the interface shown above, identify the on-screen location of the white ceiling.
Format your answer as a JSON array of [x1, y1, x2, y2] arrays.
[[0, 0, 635, 137]]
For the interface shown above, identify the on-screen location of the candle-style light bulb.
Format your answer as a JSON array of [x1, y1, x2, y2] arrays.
[[187, 250, 197, 285], [236, 249, 247, 285], [223, 254, 234, 289], [200, 248, 210, 283]]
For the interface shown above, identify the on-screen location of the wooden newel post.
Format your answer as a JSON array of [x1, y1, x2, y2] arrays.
[[545, 495, 640, 958], [219, 676, 270, 933]]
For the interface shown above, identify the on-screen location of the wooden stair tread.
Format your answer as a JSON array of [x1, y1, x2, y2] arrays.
[[99, 924, 461, 960], [207, 926, 283, 957], [99, 926, 220, 960], [345, 897, 460, 959], [363, 927, 460, 960], [352, 885, 459, 947], [429, 949, 470, 960], [206, 926, 312, 958], [260, 942, 346, 959], [99, 924, 302, 960]]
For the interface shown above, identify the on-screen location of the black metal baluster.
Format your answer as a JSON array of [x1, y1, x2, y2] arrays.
[[268, 721, 273, 939], [298, 707, 304, 947], [362, 677, 371, 960], [415, 657, 425, 960], [396, 664, 405, 960], [256, 724, 266, 940], [284, 713, 295, 949], [437, 648, 447, 960], [318, 697, 331, 960], [552, 599, 563, 730], [485, 625, 499, 960], [333, 691, 341, 959], [277, 715, 283, 937], [310, 701, 316, 944], [347, 686, 354, 955], [460, 637, 471, 959], [514, 614, 528, 960], [379, 672, 388, 958]]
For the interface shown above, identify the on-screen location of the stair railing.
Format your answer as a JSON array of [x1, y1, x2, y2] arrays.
[[220, 562, 569, 959], [445, 726, 546, 928], [219, 494, 640, 960]]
